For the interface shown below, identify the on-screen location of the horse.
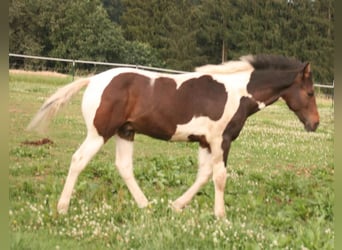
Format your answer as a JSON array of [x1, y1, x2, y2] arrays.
[[27, 54, 319, 218]]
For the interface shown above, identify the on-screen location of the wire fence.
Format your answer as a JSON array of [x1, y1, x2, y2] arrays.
[[9, 53, 334, 104], [9, 53, 188, 77]]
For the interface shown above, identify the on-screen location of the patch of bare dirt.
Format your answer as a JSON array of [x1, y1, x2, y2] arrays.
[[9, 69, 68, 78], [21, 138, 54, 146]]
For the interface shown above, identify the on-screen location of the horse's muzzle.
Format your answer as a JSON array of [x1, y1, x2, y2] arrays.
[[305, 121, 319, 132]]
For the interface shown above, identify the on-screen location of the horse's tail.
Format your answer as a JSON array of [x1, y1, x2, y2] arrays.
[[26, 78, 91, 133]]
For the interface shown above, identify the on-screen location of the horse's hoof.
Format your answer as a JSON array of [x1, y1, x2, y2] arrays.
[[214, 209, 226, 219], [57, 202, 69, 215], [170, 201, 183, 213], [137, 198, 149, 208]]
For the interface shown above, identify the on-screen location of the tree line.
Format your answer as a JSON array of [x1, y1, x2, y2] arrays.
[[9, 0, 334, 83]]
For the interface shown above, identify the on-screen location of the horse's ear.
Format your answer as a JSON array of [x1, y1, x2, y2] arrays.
[[302, 63, 311, 79]]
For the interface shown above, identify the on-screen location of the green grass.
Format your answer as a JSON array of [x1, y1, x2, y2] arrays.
[[9, 73, 334, 249]]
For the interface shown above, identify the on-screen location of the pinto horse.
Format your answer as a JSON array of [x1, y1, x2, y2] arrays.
[[27, 54, 319, 218]]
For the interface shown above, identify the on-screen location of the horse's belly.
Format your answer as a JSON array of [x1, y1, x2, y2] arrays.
[[170, 116, 214, 141]]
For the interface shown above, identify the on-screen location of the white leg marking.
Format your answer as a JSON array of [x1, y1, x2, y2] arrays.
[[209, 139, 227, 219], [257, 101, 266, 109], [115, 135, 148, 208], [212, 162, 227, 218], [172, 147, 212, 211], [57, 134, 104, 214]]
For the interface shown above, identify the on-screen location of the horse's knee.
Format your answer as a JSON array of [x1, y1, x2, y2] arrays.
[[197, 170, 212, 186], [116, 164, 133, 181], [69, 153, 87, 174], [213, 164, 227, 190], [115, 160, 134, 181]]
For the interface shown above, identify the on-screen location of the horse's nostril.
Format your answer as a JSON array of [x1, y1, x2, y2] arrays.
[[314, 121, 320, 129], [309, 121, 319, 131], [305, 120, 319, 132]]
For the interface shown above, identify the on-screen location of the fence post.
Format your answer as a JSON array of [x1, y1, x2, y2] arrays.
[[72, 60, 75, 81], [332, 80, 334, 108]]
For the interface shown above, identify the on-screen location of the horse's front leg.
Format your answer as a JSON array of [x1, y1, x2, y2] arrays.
[[172, 137, 231, 218], [211, 134, 231, 218], [211, 137, 231, 218], [212, 161, 227, 218], [172, 147, 213, 211]]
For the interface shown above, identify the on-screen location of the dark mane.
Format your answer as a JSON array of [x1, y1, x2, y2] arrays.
[[242, 54, 305, 71]]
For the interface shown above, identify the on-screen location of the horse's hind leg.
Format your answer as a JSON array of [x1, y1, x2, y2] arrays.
[[115, 135, 149, 208], [57, 133, 104, 214]]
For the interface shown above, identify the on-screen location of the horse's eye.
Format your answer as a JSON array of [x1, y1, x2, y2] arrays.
[[307, 92, 314, 97]]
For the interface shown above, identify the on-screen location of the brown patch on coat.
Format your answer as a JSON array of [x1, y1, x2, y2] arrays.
[[188, 134, 211, 151]]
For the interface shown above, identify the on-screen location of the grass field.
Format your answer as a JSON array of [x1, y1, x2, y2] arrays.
[[9, 72, 334, 249]]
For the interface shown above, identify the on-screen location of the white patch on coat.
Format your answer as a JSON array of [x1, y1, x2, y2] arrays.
[[210, 70, 254, 96], [149, 72, 205, 89], [170, 116, 213, 141], [170, 69, 254, 146], [258, 101, 266, 109]]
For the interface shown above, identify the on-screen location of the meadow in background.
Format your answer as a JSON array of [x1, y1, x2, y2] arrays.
[[9, 72, 333, 249]]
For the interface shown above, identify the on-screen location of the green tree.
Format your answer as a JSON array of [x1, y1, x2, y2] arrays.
[[195, 0, 235, 64], [9, 0, 126, 66], [159, 0, 205, 70], [279, 0, 334, 82], [9, 0, 164, 71], [9, 0, 49, 56], [121, 40, 164, 67], [120, 0, 170, 50], [120, 0, 205, 70], [102, 0, 123, 23], [195, 0, 333, 82], [45, 0, 125, 62]]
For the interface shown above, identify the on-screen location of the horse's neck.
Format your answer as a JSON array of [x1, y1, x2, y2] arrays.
[[247, 70, 297, 107]]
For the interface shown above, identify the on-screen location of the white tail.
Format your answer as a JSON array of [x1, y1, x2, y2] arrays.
[[27, 78, 90, 133]]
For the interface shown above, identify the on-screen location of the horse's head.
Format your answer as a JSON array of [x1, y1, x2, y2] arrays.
[[281, 63, 320, 132]]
